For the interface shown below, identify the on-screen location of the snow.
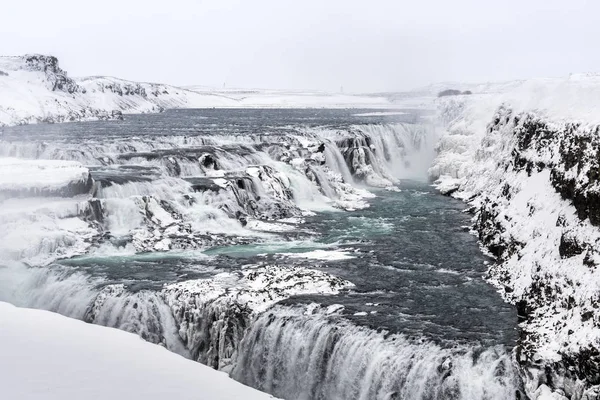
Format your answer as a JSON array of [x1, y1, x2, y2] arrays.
[[246, 166, 261, 177], [246, 219, 296, 232], [212, 177, 229, 188], [430, 73, 600, 190], [184, 86, 394, 109], [0, 157, 90, 192], [0, 301, 276, 400], [164, 264, 353, 315], [534, 385, 569, 400], [352, 111, 408, 116], [0, 195, 98, 265], [384, 185, 402, 192]]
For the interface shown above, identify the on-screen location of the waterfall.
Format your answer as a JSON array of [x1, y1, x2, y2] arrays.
[[233, 306, 520, 400], [0, 122, 434, 264], [0, 118, 500, 400]]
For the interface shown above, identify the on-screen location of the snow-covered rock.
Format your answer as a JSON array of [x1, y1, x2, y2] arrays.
[[162, 265, 353, 370], [0, 301, 276, 400]]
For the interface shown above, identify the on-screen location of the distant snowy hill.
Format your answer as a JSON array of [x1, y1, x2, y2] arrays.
[[0, 54, 394, 127], [0, 54, 236, 126], [185, 85, 394, 109], [0, 301, 276, 400]]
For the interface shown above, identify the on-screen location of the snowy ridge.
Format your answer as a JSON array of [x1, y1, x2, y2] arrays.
[[0, 158, 91, 200], [430, 74, 600, 399], [0, 54, 234, 126], [185, 85, 394, 109], [0, 54, 394, 126]]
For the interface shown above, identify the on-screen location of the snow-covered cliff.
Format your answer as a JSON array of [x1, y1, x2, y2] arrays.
[[0, 54, 236, 126], [430, 75, 600, 400], [0, 54, 393, 127]]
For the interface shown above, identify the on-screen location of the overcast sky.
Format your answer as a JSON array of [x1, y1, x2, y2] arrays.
[[1, 0, 598, 92]]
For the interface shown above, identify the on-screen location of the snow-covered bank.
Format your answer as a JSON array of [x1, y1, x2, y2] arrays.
[[0, 55, 233, 126], [0, 301, 276, 400], [0, 157, 92, 199], [0, 54, 395, 127], [430, 74, 600, 399]]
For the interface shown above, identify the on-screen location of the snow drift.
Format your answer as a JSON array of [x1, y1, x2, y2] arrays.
[[0, 301, 276, 400]]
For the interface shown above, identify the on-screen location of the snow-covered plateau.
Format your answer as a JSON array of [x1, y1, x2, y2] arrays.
[[430, 73, 600, 399], [0, 54, 395, 126]]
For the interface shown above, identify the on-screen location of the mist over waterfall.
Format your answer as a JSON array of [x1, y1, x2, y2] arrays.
[[0, 109, 518, 400]]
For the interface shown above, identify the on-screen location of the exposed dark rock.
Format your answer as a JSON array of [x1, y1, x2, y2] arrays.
[[559, 231, 586, 258], [24, 54, 82, 94], [81, 199, 104, 224], [511, 114, 600, 227], [96, 81, 148, 97], [438, 89, 463, 97], [200, 154, 219, 170]]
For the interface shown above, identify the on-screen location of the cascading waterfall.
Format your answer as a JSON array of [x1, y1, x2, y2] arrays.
[[0, 114, 516, 400], [0, 122, 435, 263], [0, 261, 245, 364], [233, 306, 519, 400]]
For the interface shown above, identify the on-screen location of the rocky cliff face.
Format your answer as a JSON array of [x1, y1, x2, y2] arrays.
[[23, 54, 83, 93], [433, 100, 600, 399]]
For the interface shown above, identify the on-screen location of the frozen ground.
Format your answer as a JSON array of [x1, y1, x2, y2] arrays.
[[0, 157, 90, 194], [184, 85, 394, 109]]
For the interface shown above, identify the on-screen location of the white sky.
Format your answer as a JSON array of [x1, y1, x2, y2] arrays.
[[1, 0, 598, 92]]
